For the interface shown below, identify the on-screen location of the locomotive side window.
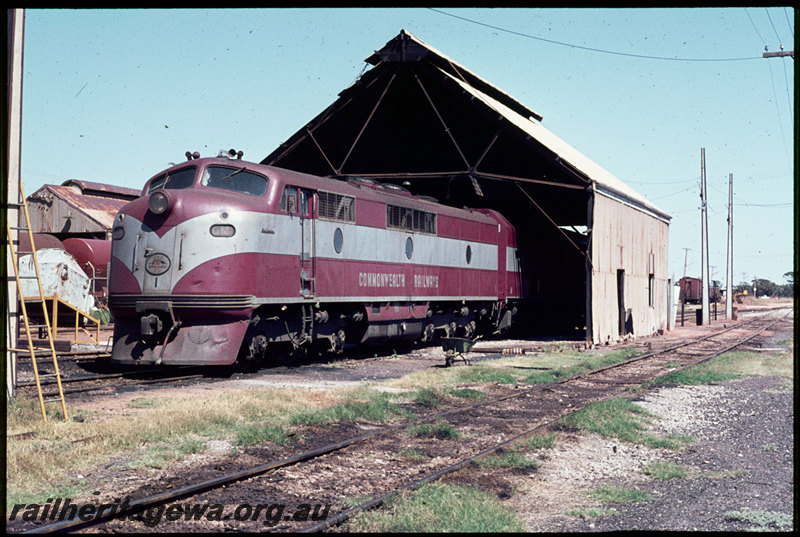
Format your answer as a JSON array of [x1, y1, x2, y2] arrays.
[[147, 167, 196, 194], [280, 186, 310, 215], [201, 166, 268, 196]]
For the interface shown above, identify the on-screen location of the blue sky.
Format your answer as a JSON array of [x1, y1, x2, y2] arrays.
[[19, 7, 795, 285]]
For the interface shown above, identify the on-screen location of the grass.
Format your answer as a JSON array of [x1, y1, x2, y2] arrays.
[[4, 385, 402, 509], [399, 447, 428, 461], [641, 461, 693, 479], [476, 449, 540, 471], [648, 344, 794, 387], [234, 424, 290, 447], [405, 421, 461, 440], [384, 347, 639, 391], [565, 507, 617, 518], [127, 397, 165, 409], [345, 483, 525, 532], [559, 398, 694, 449], [520, 433, 556, 451], [587, 484, 650, 503], [289, 390, 412, 425], [725, 508, 793, 530], [524, 347, 640, 384]]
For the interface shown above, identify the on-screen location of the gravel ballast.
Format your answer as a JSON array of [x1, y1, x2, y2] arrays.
[[507, 375, 794, 532]]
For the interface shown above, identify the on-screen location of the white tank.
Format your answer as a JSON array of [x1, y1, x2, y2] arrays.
[[18, 248, 95, 313]]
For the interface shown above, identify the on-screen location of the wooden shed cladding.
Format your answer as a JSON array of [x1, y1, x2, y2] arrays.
[[25, 181, 139, 240], [590, 190, 669, 344]]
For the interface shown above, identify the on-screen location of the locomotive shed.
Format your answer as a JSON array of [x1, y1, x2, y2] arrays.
[[262, 30, 672, 347]]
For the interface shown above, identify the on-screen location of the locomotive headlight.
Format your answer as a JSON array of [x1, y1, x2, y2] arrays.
[[210, 224, 236, 237], [148, 190, 171, 215]]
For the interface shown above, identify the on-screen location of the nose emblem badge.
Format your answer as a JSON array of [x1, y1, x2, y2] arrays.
[[145, 253, 171, 275]]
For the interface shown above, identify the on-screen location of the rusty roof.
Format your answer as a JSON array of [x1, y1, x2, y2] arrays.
[[28, 184, 139, 230], [61, 179, 141, 199]]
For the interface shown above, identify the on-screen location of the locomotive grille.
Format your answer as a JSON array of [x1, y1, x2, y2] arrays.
[[318, 191, 356, 222], [109, 294, 255, 309], [386, 204, 436, 234]]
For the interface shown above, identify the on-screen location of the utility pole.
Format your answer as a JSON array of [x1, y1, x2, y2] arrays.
[[763, 47, 794, 59], [682, 248, 690, 279], [726, 173, 733, 319], [7, 9, 25, 400], [680, 247, 690, 303], [700, 148, 710, 325]]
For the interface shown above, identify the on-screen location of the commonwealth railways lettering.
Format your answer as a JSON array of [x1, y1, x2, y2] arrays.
[[358, 272, 405, 288], [357, 272, 440, 289]]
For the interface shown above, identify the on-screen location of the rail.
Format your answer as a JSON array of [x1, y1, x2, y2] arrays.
[[17, 308, 791, 533]]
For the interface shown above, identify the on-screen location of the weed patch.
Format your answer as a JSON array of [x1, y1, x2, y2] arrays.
[[559, 398, 693, 449], [648, 348, 794, 387], [406, 421, 461, 440], [454, 366, 517, 384], [641, 460, 693, 479], [290, 392, 411, 426], [234, 424, 290, 447], [476, 449, 539, 471], [725, 508, 793, 530], [525, 348, 639, 384], [346, 483, 525, 532], [399, 448, 428, 461], [565, 507, 617, 518], [448, 387, 487, 399], [587, 485, 650, 503], [520, 433, 556, 451]]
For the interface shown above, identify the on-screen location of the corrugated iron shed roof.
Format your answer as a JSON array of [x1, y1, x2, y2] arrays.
[[28, 183, 138, 231], [364, 30, 544, 123], [61, 179, 141, 199], [436, 66, 669, 220]]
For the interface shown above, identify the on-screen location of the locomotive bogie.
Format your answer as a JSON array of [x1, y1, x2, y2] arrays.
[[109, 155, 524, 366]]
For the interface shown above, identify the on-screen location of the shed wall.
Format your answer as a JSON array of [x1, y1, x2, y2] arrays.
[[590, 190, 669, 344], [26, 190, 109, 238]]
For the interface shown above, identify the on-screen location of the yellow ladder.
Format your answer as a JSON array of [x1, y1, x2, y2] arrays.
[[6, 181, 68, 423]]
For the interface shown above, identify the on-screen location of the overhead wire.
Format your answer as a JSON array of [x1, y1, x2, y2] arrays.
[[428, 8, 762, 62], [765, 7, 784, 45], [747, 8, 793, 167], [745, 8, 767, 45]]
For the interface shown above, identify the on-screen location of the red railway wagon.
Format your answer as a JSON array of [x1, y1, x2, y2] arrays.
[[108, 151, 524, 366], [679, 276, 720, 304]]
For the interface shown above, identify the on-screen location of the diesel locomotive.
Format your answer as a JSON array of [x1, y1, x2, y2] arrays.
[[108, 150, 524, 366]]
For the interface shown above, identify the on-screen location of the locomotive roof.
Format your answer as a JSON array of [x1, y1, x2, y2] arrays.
[[161, 157, 498, 224], [266, 163, 498, 223]]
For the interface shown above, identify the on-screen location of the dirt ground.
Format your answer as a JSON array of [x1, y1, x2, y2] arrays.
[[8, 304, 794, 533]]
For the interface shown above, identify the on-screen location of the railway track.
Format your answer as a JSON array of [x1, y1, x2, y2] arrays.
[[15, 308, 792, 534]]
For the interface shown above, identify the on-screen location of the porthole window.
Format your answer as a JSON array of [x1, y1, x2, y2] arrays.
[[333, 227, 344, 254], [405, 237, 414, 260], [466, 244, 472, 265]]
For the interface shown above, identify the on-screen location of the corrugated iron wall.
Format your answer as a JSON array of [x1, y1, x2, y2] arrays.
[[590, 190, 669, 344]]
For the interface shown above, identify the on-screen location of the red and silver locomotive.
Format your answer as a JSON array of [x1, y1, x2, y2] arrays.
[[109, 150, 522, 366]]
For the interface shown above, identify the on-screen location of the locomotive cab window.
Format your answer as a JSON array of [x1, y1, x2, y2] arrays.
[[201, 166, 268, 196], [280, 186, 311, 216], [147, 167, 197, 194]]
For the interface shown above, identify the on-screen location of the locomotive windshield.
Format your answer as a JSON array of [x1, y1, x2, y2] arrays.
[[147, 167, 196, 194], [201, 165, 268, 196]]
